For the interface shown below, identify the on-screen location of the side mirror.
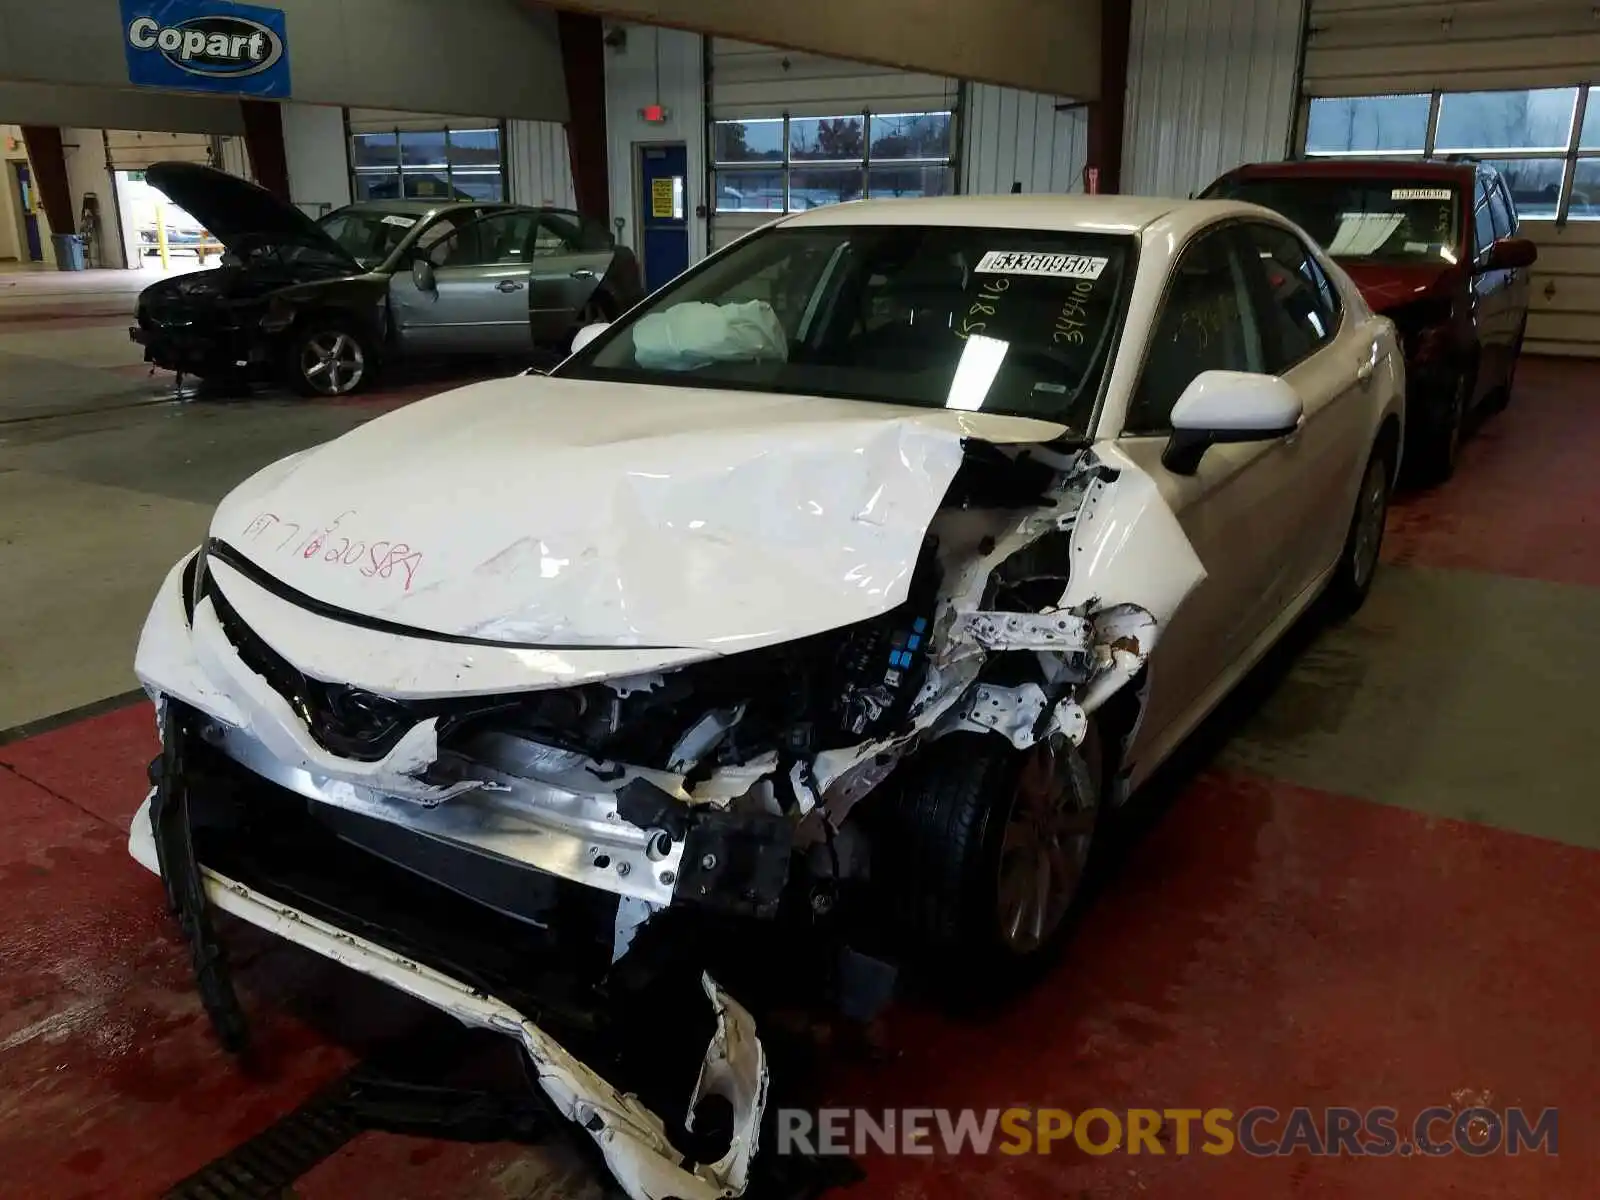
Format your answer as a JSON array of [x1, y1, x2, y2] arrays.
[[1162, 370, 1304, 475], [1480, 235, 1538, 273], [411, 257, 437, 292], [570, 321, 610, 354]]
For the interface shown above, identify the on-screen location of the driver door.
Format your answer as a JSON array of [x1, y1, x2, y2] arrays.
[[1114, 225, 1307, 760], [390, 210, 539, 354]]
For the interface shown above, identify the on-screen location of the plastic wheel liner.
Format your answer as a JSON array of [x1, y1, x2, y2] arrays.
[[139, 702, 768, 1200]]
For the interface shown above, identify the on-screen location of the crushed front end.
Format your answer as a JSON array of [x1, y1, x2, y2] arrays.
[[131, 431, 1203, 1199]]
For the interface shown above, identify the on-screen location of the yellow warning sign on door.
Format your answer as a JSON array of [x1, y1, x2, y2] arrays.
[[651, 178, 676, 218]]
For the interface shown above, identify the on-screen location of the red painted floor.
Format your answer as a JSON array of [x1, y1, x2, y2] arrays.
[[3, 361, 1598, 1197]]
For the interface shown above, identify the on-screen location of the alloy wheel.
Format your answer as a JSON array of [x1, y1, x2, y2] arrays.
[[995, 738, 1098, 954], [1351, 454, 1389, 591], [301, 331, 366, 396]]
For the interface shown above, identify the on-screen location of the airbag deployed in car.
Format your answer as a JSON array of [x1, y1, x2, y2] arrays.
[[632, 300, 788, 371]]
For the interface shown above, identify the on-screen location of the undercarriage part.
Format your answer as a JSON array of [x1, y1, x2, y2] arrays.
[[677, 812, 795, 918]]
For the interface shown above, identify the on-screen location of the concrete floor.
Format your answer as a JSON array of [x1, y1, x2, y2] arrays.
[[1, 297, 1597, 1198]]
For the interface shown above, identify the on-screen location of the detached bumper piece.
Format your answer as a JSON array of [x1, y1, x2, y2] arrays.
[[144, 703, 773, 1200]]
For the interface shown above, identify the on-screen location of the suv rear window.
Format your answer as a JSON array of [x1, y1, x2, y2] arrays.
[[1206, 176, 1461, 265]]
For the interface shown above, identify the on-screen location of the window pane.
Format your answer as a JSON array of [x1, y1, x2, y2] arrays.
[[714, 169, 785, 212], [352, 169, 399, 201], [1434, 88, 1578, 152], [869, 112, 952, 160], [789, 165, 865, 209], [351, 132, 398, 169], [448, 129, 501, 168], [713, 119, 784, 164], [451, 170, 504, 202], [789, 116, 865, 162], [1306, 95, 1430, 154], [1566, 159, 1600, 219], [398, 130, 449, 167], [866, 163, 953, 199], [1206, 175, 1460, 264], [1479, 159, 1563, 218], [1582, 98, 1600, 150], [402, 171, 455, 200]]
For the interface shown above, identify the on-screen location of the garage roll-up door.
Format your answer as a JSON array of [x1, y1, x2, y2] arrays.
[[1304, 0, 1600, 96], [709, 38, 960, 249], [105, 130, 213, 170]]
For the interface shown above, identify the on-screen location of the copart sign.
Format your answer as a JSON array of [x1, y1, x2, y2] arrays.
[[120, 0, 290, 98]]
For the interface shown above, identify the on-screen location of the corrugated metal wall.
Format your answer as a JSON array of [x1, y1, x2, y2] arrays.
[[962, 84, 1089, 196], [1123, 0, 1307, 197], [1305, 0, 1600, 95], [507, 119, 576, 209]]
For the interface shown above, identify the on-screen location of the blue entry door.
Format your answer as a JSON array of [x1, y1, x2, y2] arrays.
[[15, 164, 42, 262], [637, 143, 689, 292]]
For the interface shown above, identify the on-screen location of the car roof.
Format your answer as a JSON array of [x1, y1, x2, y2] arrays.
[[772, 193, 1265, 237], [1222, 158, 1479, 183]]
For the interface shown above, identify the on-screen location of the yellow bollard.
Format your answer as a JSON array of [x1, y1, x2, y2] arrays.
[[155, 201, 170, 270]]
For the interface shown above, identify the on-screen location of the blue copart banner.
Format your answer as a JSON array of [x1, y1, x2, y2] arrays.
[[121, 0, 290, 98]]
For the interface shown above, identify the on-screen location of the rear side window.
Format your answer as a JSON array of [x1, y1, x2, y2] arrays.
[[1240, 223, 1341, 373]]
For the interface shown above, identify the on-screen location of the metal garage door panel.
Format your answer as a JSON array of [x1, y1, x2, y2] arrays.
[[1305, 0, 1600, 95], [1524, 221, 1600, 357], [105, 129, 211, 170]]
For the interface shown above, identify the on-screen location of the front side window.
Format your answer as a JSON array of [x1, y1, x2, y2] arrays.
[[559, 225, 1135, 432], [1473, 181, 1496, 260], [1126, 229, 1263, 436], [1243, 224, 1339, 372], [428, 211, 537, 267], [1207, 175, 1462, 265]]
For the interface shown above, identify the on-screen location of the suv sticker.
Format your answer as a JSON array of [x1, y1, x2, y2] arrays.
[[1392, 188, 1453, 201], [975, 251, 1108, 280]]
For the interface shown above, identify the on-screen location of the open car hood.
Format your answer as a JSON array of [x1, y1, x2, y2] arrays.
[[209, 375, 1069, 651], [145, 161, 358, 267]]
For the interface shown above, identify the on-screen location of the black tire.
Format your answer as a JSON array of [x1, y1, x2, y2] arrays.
[[873, 723, 1104, 974], [285, 318, 375, 398], [1409, 366, 1472, 485], [1326, 440, 1393, 617]]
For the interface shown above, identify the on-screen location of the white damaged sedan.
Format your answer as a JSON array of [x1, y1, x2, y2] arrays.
[[131, 195, 1402, 1198]]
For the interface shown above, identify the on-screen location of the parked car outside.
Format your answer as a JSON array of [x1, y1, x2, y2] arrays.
[[130, 163, 643, 396], [130, 194, 1402, 1199], [1202, 157, 1536, 481]]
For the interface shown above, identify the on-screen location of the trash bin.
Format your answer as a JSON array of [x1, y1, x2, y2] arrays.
[[51, 233, 86, 272]]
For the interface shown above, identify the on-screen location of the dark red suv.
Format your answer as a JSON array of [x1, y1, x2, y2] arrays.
[[1203, 158, 1537, 482]]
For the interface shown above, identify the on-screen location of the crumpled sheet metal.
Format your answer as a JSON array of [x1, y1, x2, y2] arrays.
[[126, 798, 766, 1200]]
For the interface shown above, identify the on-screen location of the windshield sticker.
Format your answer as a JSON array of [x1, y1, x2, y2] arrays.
[[381, 215, 418, 228], [1053, 278, 1098, 346], [975, 251, 1109, 280], [1392, 188, 1452, 201]]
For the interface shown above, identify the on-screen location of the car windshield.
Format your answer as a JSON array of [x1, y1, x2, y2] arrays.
[[558, 224, 1134, 431], [1209, 177, 1462, 264], [317, 207, 427, 267]]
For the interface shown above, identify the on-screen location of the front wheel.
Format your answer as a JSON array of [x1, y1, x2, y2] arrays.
[[286, 320, 374, 397], [874, 725, 1104, 974], [1326, 445, 1392, 617]]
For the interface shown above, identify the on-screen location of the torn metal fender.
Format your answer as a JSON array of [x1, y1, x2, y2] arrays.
[[1060, 448, 1205, 712], [127, 796, 767, 1200]]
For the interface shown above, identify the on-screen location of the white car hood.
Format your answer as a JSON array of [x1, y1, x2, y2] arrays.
[[211, 375, 1067, 651]]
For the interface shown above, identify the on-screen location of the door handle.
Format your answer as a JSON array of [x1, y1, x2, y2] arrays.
[[569, 269, 597, 280], [1356, 357, 1374, 383], [496, 279, 526, 293]]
